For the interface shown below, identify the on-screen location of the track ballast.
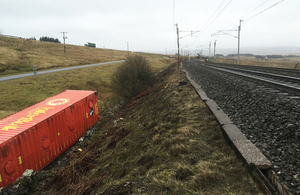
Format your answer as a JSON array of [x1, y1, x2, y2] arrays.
[[183, 59, 300, 195]]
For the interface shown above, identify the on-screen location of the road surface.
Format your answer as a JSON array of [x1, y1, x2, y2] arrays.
[[0, 60, 125, 82]]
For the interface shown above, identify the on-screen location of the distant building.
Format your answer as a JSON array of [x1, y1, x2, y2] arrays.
[[84, 42, 96, 48]]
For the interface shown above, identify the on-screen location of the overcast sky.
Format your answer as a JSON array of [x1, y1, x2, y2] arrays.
[[0, 0, 299, 55]]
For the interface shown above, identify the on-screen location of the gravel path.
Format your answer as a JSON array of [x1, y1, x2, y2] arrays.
[[183, 59, 300, 195]]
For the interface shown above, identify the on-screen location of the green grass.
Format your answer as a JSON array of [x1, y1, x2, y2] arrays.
[[0, 63, 118, 119], [0, 63, 34, 76], [0, 57, 174, 119]]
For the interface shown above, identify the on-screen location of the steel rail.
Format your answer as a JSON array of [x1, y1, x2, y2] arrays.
[[210, 62, 300, 75], [202, 64, 300, 96], [206, 63, 300, 83]]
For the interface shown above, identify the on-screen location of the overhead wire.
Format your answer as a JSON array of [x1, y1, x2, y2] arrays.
[[173, 0, 176, 25], [215, 0, 284, 40], [208, 0, 285, 56], [199, 0, 233, 36], [243, 0, 285, 22], [188, 0, 233, 49], [241, 0, 271, 19], [173, 0, 178, 45], [198, 0, 227, 34], [175, 0, 284, 54], [186, 0, 285, 55], [184, 0, 233, 39], [220, 0, 271, 32]]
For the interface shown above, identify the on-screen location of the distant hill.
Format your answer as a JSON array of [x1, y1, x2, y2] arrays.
[[0, 35, 130, 74]]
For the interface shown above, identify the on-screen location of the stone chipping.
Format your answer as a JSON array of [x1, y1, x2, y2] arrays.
[[183, 60, 300, 195]]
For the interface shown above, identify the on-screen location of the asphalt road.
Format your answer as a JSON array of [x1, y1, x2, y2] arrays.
[[0, 60, 125, 82]]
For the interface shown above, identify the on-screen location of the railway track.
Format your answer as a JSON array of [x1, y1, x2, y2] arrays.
[[183, 59, 300, 195], [208, 63, 300, 78], [203, 63, 300, 96]]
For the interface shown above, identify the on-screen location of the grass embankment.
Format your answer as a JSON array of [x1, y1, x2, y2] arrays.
[[0, 36, 172, 76], [23, 65, 264, 195], [0, 36, 122, 75]]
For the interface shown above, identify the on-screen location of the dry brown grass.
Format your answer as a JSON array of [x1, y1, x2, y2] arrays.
[[216, 56, 300, 69], [64, 66, 264, 195], [0, 36, 128, 71], [0, 36, 175, 76]]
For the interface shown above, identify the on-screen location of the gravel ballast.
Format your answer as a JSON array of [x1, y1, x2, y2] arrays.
[[183, 60, 300, 195]]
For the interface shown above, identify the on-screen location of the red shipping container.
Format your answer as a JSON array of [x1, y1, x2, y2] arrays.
[[0, 90, 100, 187]]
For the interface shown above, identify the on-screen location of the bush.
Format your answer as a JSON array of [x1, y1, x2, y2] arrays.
[[111, 55, 153, 100]]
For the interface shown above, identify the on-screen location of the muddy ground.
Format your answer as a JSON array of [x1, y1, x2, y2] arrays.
[[0, 64, 265, 195]]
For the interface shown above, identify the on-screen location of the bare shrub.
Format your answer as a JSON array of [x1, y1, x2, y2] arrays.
[[111, 55, 153, 100]]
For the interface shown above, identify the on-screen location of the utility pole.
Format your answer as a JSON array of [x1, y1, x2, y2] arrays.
[[199, 49, 203, 59], [127, 41, 129, 55], [176, 23, 180, 68], [209, 41, 211, 62], [237, 20, 243, 65], [213, 40, 217, 63], [211, 20, 242, 64], [61, 32, 68, 53], [165, 48, 167, 56]]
